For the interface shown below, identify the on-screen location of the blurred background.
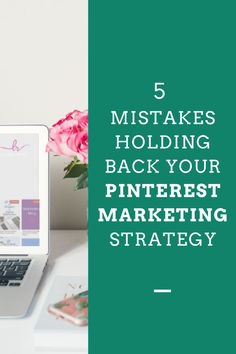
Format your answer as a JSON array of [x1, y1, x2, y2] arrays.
[[0, 0, 88, 229]]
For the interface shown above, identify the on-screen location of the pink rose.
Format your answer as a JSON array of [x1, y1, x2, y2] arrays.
[[46, 109, 88, 164]]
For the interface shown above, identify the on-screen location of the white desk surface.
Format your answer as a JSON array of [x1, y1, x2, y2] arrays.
[[0, 230, 88, 354]]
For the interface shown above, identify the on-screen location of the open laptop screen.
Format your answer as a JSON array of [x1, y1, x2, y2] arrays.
[[0, 126, 49, 254], [0, 134, 39, 246]]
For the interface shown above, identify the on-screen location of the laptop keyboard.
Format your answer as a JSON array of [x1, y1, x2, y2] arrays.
[[0, 258, 31, 286]]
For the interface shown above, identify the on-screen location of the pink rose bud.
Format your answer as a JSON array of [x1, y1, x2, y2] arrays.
[[46, 109, 88, 164]]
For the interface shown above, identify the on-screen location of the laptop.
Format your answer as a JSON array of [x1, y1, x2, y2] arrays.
[[0, 125, 49, 317]]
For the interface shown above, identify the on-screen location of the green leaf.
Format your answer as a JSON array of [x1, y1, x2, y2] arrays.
[[75, 170, 88, 190], [64, 160, 74, 172], [64, 160, 87, 179], [72, 290, 88, 299], [54, 301, 67, 309], [76, 300, 88, 312]]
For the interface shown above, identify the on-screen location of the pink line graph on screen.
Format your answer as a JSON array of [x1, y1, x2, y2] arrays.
[[0, 139, 29, 152]]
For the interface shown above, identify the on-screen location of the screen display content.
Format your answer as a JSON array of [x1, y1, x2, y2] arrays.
[[0, 134, 40, 247]]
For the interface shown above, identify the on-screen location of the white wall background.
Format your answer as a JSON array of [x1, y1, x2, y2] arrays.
[[0, 0, 88, 229]]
